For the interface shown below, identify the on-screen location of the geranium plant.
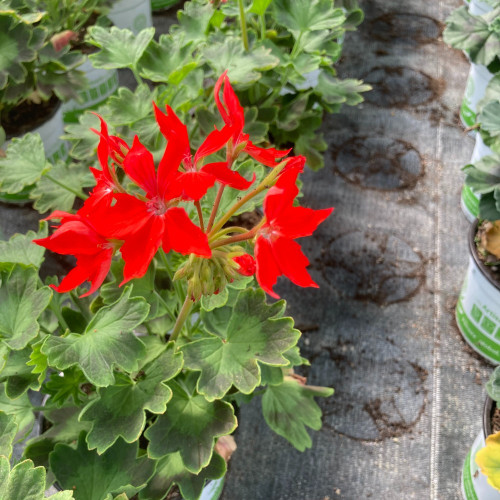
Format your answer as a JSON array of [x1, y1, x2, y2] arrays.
[[0, 72, 334, 499]]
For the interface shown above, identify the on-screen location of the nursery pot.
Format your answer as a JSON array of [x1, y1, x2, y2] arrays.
[[461, 134, 494, 223], [462, 397, 500, 499], [108, 0, 153, 34], [0, 101, 68, 204], [469, 0, 495, 15], [456, 221, 500, 364], [61, 57, 119, 123], [461, 63, 494, 130]]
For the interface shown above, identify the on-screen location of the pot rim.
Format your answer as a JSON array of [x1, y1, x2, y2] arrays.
[[469, 219, 500, 293]]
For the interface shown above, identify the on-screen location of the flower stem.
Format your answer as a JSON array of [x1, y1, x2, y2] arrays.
[[238, 0, 250, 51], [210, 227, 259, 249], [195, 200, 205, 232], [44, 174, 88, 200], [207, 184, 226, 232], [159, 248, 184, 302], [170, 293, 194, 342], [260, 14, 266, 39], [208, 161, 287, 237]]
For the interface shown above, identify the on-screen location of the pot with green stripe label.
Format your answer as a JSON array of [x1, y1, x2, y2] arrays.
[[461, 64, 494, 131], [462, 398, 500, 499], [469, 0, 495, 15], [109, 0, 152, 34], [456, 221, 500, 364], [61, 58, 119, 124]]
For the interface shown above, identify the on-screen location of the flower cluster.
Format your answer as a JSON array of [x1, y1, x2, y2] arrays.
[[35, 72, 333, 299]]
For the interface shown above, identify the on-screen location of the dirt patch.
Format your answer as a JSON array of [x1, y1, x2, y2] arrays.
[[361, 66, 445, 109], [368, 13, 443, 45], [332, 136, 424, 191]]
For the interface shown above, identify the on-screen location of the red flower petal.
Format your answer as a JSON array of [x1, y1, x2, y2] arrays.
[[270, 237, 318, 289], [172, 171, 216, 201], [120, 215, 165, 284], [202, 162, 255, 190], [233, 254, 256, 276], [123, 136, 158, 197], [254, 236, 281, 299], [244, 142, 292, 168], [162, 207, 211, 257], [81, 249, 114, 297], [273, 206, 333, 239], [194, 126, 233, 164]]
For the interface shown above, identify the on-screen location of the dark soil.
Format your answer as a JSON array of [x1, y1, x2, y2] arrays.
[[3, 95, 60, 138], [474, 222, 500, 287]]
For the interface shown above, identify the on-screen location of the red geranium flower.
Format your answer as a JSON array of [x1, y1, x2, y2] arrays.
[[233, 254, 256, 276], [94, 136, 211, 284], [214, 72, 291, 167], [34, 211, 119, 297], [153, 103, 254, 197], [254, 167, 333, 298]]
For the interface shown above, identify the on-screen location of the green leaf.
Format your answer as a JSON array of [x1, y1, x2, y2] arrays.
[[50, 433, 155, 500], [0, 384, 34, 441], [0, 221, 47, 268], [80, 344, 183, 454], [0, 455, 74, 500], [63, 111, 101, 161], [87, 26, 155, 69], [30, 162, 93, 214], [174, 2, 215, 44], [464, 154, 500, 194], [41, 288, 149, 387], [182, 288, 300, 401], [104, 85, 155, 127], [0, 265, 52, 350], [315, 72, 371, 106], [137, 34, 198, 84], [262, 378, 333, 451], [273, 0, 345, 37], [0, 346, 44, 398], [200, 288, 229, 312], [0, 133, 50, 194], [250, 0, 272, 16], [43, 367, 88, 406], [480, 101, 500, 138], [139, 452, 225, 500], [145, 379, 236, 473], [202, 37, 279, 85], [487, 366, 500, 402], [0, 411, 17, 458]]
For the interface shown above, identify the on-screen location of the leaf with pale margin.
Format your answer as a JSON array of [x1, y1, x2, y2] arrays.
[[41, 288, 149, 387], [0, 456, 74, 500], [138, 452, 226, 500], [137, 34, 198, 84], [31, 162, 94, 214], [0, 384, 34, 441], [50, 433, 155, 500], [0, 221, 47, 267], [202, 37, 279, 85], [464, 154, 500, 194], [0, 411, 17, 459], [487, 366, 500, 402], [104, 85, 156, 127], [480, 101, 500, 138], [63, 111, 101, 160], [0, 265, 51, 350], [200, 288, 229, 312], [173, 1, 215, 44], [273, 0, 345, 37], [0, 133, 50, 193], [315, 72, 371, 106], [80, 343, 183, 454], [182, 288, 300, 401], [87, 26, 154, 69], [145, 379, 236, 473], [262, 377, 333, 451]]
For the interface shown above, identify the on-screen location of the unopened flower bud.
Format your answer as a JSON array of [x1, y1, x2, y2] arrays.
[[233, 254, 256, 276]]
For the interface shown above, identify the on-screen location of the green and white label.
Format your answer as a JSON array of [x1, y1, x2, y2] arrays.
[[461, 184, 480, 222], [461, 64, 494, 129]]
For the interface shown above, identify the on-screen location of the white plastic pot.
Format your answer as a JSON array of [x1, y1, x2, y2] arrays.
[[461, 63, 494, 129], [109, 0, 152, 34], [0, 103, 69, 203], [461, 398, 500, 499], [456, 222, 500, 364], [61, 58, 119, 123], [461, 134, 494, 222], [469, 0, 494, 15]]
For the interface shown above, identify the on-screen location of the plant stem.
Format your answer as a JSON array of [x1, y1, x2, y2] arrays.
[[154, 290, 175, 319], [260, 14, 266, 39], [208, 226, 250, 242], [44, 174, 88, 200], [210, 228, 259, 249], [238, 0, 249, 51], [170, 293, 194, 342], [207, 184, 226, 232], [195, 200, 205, 232], [69, 291, 91, 322], [208, 162, 286, 237], [159, 248, 184, 302], [49, 302, 70, 332]]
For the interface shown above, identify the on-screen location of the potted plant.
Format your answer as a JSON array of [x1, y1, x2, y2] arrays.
[[0, 72, 334, 499], [68, 0, 369, 173], [462, 367, 500, 499], [443, 5, 500, 130], [0, 7, 88, 202], [461, 75, 500, 222], [108, 0, 153, 34]]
